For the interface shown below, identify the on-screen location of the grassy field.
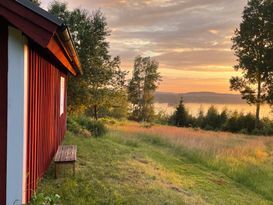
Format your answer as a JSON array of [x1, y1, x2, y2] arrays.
[[35, 121, 273, 205]]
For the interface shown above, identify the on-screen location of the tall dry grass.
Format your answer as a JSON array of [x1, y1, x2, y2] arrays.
[[113, 122, 273, 201], [116, 123, 273, 162]]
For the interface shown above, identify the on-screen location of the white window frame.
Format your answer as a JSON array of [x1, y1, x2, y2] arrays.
[[60, 76, 65, 116]]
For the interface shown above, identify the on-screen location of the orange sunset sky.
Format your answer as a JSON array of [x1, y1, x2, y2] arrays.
[[41, 0, 248, 94]]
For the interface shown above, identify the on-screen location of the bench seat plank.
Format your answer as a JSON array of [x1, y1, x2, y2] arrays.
[[54, 145, 77, 163]]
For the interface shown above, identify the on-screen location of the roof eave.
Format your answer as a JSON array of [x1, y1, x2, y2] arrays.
[[15, 0, 82, 75], [57, 27, 83, 75]]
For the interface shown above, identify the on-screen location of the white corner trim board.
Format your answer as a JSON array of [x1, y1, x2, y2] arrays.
[[6, 27, 28, 205]]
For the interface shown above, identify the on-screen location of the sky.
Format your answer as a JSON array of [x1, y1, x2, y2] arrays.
[[41, 0, 247, 94]]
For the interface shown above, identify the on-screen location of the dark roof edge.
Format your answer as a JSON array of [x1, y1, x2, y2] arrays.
[[16, 0, 63, 26], [16, 0, 82, 75], [57, 27, 83, 75]]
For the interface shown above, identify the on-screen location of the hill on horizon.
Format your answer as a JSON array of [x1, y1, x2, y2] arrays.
[[155, 91, 245, 105]]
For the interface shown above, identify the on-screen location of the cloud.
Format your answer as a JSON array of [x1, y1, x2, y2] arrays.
[[41, 0, 247, 93]]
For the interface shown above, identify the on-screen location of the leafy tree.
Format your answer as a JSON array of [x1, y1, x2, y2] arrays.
[[171, 97, 188, 127], [203, 106, 220, 130], [219, 109, 228, 128], [194, 107, 205, 128], [230, 0, 273, 128], [48, 1, 127, 118], [29, 0, 41, 6], [128, 56, 161, 122]]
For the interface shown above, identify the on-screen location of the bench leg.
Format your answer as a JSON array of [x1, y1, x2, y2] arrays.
[[73, 162, 76, 176], [55, 163, 58, 179]]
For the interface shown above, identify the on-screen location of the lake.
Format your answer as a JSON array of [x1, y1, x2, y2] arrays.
[[154, 103, 273, 119]]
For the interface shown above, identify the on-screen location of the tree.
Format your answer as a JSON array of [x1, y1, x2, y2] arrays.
[[171, 97, 188, 127], [230, 0, 273, 128], [204, 106, 221, 130], [30, 0, 41, 6], [128, 56, 161, 122], [48, 1, 128, 118]]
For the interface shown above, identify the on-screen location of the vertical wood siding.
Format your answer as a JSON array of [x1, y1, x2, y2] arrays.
[[26, 45, 67, 202], [0, 21, 8, 205]]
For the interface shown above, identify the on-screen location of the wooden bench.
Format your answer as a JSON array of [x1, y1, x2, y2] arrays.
[[54, 145, 77, 178]]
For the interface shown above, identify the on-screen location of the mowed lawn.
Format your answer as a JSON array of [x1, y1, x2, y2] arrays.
[[36, 122, 273, 205]]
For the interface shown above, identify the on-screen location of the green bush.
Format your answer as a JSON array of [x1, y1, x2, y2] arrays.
[[77, 116, 107, 137], [154, 111, 170, 125], [223, 112, 256, 133], [203, 106, 222, 130], [141, 121, 154, 128], [260, 118, 273, 135], [67, 116, 82, 134], [99, 117, 118, 125], [30, 193, 60, 205]]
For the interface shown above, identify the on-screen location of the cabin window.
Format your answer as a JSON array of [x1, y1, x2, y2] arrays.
[[60, 76, 65, 116]]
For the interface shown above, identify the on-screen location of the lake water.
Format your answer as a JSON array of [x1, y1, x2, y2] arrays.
[[154, 103, 273, 119]]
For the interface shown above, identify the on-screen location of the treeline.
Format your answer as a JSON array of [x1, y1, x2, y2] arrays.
[[166, 98, 273, 135]]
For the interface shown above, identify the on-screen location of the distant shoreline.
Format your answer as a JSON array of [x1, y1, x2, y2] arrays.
[[155, 91, 245, 105]]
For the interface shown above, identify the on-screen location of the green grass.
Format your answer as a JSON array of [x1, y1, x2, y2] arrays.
[[35, 127, 273, 205]]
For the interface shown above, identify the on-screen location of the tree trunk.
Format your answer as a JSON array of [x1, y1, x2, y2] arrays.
[[255, 102, 260, 128], [94, 104, 98, 121], [255, 74, 261, 128]]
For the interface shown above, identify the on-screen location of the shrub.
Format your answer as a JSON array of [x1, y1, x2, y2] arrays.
[[141, 121, 154, 128], [67, 116, 82, 134], [30, 193, 60, 205], [154, 111, 170, 125], [260, 118, 273, 135], [77, 116, 107, 137], [223, 112, 240, 132], [204, 106, 225, 130], [224, 112, 256, 133], [193, 108, 205, 128], [99, 117, 118, 125], [238, 113, 256, 133], [219, 109, 228, 129]]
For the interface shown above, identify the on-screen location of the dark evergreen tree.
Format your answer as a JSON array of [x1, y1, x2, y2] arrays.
[[171, 98, 188, 127]]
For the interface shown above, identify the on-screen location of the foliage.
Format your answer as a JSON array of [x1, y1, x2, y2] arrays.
[[169, 97, 189, 127], [30, 192, 60, 205], [75, 116, 108, 137], [67, 115, 107, 137], [203, 106, 219, 130], [48, 2, 128, 118], [169, 101, 273, 135], [128, 56, 161, 122], [260, 118, 273, 135], [153, 111, 170, 125], [230, 0, 273, 127], [67, 116, 82, 134], [29, 0, 41, 6], [223, 112, 256, 133], [86, 90, 128, 119]]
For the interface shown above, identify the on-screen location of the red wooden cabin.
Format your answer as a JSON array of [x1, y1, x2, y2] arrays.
[[0, 0, 82, 204]]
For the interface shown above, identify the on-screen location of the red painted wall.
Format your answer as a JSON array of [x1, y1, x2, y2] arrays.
[[0, 20, 8, 205], [26, 44, 68, 202]]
